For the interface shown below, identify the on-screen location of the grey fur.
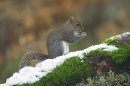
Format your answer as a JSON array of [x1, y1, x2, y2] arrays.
[[47, 20, 86, 58], [19, 51, 48, 69]]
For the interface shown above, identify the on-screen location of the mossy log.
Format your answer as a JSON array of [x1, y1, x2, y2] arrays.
[[86, 32, 130, 76], [4, 32, 130, 86]]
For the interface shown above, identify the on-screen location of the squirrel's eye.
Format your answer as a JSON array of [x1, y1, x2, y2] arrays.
[[75, 23, 80, 27]]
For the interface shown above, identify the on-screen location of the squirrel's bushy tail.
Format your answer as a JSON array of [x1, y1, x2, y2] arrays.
[[19, 51, 49, 69]]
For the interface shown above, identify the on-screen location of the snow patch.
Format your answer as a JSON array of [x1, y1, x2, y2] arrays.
[[109, 32, 130, 41], [120, 32, 130, 40]]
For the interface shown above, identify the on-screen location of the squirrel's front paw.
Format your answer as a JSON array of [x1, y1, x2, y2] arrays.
[[81, 32, 86, 36]]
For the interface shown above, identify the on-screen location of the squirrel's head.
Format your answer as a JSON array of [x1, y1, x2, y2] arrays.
[[68, 16, 85, 35]]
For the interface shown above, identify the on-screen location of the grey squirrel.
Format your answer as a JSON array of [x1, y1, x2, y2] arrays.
[[19, 16, 86, 69]]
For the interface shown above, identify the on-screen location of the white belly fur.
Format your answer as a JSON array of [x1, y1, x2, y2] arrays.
[[62, 41, 69, 54]]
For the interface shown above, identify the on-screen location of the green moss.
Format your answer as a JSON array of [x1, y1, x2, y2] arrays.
[[83, 43, 130, 69], [103, 35, 120, 45], [83, 49, 104, 58], [15, 56, 93, 86], [107, 43, 130, 69]]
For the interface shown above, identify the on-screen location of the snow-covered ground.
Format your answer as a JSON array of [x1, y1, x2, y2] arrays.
[[0, 43, 118, 86]]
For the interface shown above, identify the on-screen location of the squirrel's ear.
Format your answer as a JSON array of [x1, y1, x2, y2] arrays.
[[69, 16, 75, 23]]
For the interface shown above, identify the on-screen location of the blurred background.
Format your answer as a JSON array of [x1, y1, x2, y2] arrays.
[[0, 0, 130, 83]]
